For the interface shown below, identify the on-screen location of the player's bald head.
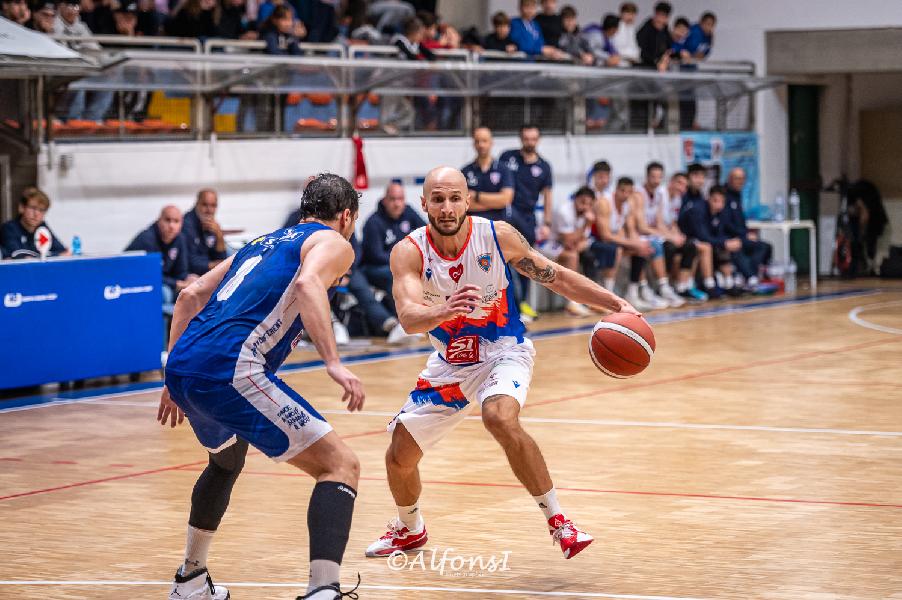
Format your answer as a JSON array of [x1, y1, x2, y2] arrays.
[[423, 166, 467, 196], [160, 204, 181, 220]]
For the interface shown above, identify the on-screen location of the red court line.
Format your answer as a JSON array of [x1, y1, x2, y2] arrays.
[[0, 427, 387, 503], [171, 468, 901, 510], [527, 336, 902, 410], [0, 459, 209, 502]]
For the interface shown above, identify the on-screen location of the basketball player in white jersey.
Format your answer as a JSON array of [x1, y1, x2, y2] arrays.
[[365, 167, 638, 560]]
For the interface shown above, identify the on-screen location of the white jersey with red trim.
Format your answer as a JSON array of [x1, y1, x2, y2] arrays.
[[406, 216, 528, 366]]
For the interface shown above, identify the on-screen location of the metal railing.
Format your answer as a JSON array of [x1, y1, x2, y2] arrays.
[[34, 35, 769, 141], [51, 34, 202, 53]]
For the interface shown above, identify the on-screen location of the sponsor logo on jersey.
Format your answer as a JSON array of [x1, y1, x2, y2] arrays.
[[249, 318, 282, 357], [477, 253, 492, 272], [400, 221, 411, 234], [530, 165, 543, 178], [168, 247, 179, 261], [490, 171, 501, 186], [448, 263, 463, 283], [445, 334, 479, 364], [466, 171, 479, 187], [425, 267, 433, 280], [277, 404, 310, 430]]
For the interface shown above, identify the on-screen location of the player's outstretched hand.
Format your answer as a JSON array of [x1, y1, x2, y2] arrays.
[[326, 362, 365, 412], [157, 386, 185, 428], [617, 299, 642, 316], [443, 284, 481, 318]]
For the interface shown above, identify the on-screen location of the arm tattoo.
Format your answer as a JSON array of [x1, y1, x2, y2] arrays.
[[515, 256, 557, 283], [512, 227, 530, 249]]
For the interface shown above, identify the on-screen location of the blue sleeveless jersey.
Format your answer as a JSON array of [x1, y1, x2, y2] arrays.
[[166, 222, 330, 382]]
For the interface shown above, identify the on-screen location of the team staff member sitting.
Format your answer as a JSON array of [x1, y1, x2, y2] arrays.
[[678, 185, 743, 297], [1, 187, 70, 259], [462, 126, 514, 221], [723, 167, 772, 288], [126, 205, 197, 313], [361, 181, 427, 318], [183, 188, 228, 276]]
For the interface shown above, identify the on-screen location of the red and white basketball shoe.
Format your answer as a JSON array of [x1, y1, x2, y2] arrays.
[[548, 514, 593, 559], [365, 518, 428, 557]]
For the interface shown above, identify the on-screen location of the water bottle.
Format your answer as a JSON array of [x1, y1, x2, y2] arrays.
[[785, 260, 797, 294], [72, 235, 82, 256], [773, 193, 786, 222], [789, 189, 801, 223]]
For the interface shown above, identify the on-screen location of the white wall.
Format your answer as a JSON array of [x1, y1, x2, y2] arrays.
[[39, 134, 681, 254], [488, 0, 902, 210]]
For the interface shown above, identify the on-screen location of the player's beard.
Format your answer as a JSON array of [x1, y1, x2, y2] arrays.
[[428, 212, 467, 237]]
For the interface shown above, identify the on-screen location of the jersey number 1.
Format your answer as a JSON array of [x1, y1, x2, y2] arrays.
[[216, 255, 263, 302]]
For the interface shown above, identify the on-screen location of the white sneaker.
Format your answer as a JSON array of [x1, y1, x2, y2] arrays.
[[658, 285, 686, 308], [565, 301, 591, 317], [387, 322, 420, 344], [169, 567, 229, 600], [332, 319, 350, 346], [624, 288, 654, 312], [365, 518, 428, 557], [639, 285, 669, 309]]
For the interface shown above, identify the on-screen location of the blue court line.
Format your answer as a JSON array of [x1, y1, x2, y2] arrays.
[[0, 288, 877, 412]]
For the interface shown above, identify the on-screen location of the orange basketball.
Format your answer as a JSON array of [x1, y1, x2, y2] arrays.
[[589, 313, 656, 378]]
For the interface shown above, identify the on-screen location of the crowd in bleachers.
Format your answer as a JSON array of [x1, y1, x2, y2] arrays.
[[4, 0, 716, 67]]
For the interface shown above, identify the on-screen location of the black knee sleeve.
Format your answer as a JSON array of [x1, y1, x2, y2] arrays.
[[188, 439, 248, 531], [679, 242, 697, 269], [629, 256, 646, 282], [308, 481, 357, 564]]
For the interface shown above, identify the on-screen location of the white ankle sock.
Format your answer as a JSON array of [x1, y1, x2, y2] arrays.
[[397, 502, 423, 530], [602, 277, 615, 291], [308, 559, 340, 592], [704, 277, 716, 289], [627, 283, 639, 296], [182, 525, 215, 574], [533, 487, 563, 521], [676, 279, 690, 293]]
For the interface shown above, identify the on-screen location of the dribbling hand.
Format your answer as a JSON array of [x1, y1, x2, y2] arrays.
[[326, 362, 365, 412], [443, 284, 481, 319], [157, 385, 185, 428]]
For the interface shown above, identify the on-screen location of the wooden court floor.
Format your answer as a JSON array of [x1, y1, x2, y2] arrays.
[[2, 283, 902, 599]]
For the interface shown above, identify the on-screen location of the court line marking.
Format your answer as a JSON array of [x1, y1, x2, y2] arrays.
[[0, 581, 703, 599], [0, 427, 385, 503], [0, 288, 878, 414], [21, 399, 902, 438], [848, 299, 902, 335], [168, 466, 902, 509]]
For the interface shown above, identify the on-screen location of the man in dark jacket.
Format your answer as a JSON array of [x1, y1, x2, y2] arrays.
[[636, 1, 672, 70], [724, 167, 771, 285], [183, 188, 228, 276], [125, 205, 195, 313], [678, 185, 743, 296], [361, 181, 426, 315]]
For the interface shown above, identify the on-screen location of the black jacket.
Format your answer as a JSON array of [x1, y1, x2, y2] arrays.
[[182, 208, 227, 276], [361, 203, 426, 267], [636, 18, 671, 67], [125, 223, 189, 288]]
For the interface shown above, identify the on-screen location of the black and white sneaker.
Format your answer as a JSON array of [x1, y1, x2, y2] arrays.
[[169, 567, 229, 600], [297, 574, 361, 600]]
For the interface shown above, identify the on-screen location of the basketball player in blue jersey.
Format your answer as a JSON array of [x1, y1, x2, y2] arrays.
[[157, 174, 365, 600], [365, 167, 639, 560]]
